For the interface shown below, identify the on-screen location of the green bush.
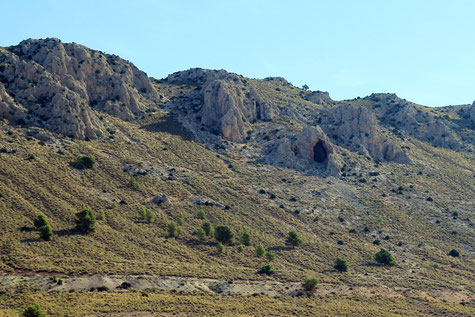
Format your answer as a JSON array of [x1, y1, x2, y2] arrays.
[[176, 212, 184, 226], [217, 242, 225, 254], [265, 251, 275, 261], [448, 249, 460, 257], [145, 209, 155, 223], [22, 304, 46, 317], [215, 225, 234, 244], [76, 155, 96, 168], [128, 176, 139, 189], [334, 257, 348, 272], [196, 228, 206, 241], [167, 222, 180, 237], [237, 245, 245, 252], [256, 244, 266, 257], [258, 264, 275, 276], [39, 224, 53, 241], [202, 222, 213, 236], [197, 209, 206, 219], [97, 209, 105, 221], [75, 208, 96, 233], [34, 214, 48, 229], [286, 231, 302, 248], [240, 231, 252, 246], [302, 277, 319, 292], [374, 248, 395, 266]]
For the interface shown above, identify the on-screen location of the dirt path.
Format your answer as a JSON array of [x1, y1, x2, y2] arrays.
[[0, 273, 473, 304]]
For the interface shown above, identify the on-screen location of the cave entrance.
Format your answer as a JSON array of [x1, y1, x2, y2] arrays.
[[313, 140, 328, 163]]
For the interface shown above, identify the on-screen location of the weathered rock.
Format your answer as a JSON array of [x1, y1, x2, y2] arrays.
[[304, 91, 332, 105], [151, 193, 171, 206], [0, 38, 159, 139], [321, 104, 411, 163], [190, 196, 225, 208], [274, 125, 341, 176]]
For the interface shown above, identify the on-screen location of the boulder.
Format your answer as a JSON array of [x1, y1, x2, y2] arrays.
[[151, 194, 171, 206]]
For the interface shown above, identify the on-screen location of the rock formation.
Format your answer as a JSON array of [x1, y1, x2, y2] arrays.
[[320, 104, 411, 163], [470, 101, 475, 127], [275, 125, 341, 176], [0, 38, 159, 139], [304, 91, 332, 105]]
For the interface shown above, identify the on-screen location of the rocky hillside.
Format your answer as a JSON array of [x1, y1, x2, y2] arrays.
[[0, 39, 474, 315]]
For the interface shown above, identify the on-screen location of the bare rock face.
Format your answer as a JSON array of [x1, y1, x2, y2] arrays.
[[275, 125, 341, 176], [0, 38, 159, 139], [166, 68, 275, 142], [321, 104, 411, 163], [387, 102, 460, 149], [304, 91, 332, 105], [202, 78, 274, 142]]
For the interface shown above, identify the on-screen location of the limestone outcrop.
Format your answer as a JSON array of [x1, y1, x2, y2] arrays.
[[274, 125, 341, 176], [0, 38, 159, 139], [304, 91, 332, 105], [320, 104, 411, 163]]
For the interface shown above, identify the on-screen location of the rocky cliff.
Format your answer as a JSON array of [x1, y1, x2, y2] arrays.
[[0, 38, 159, 139]]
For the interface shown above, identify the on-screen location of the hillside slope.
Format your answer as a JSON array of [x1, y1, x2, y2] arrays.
[[0, 39, 474, 315]]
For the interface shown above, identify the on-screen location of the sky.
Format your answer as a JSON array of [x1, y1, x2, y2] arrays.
[[1, 0, 474, 107]]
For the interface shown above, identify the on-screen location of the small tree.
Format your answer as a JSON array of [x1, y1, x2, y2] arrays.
[[302, 277, 319, 292], [256, 244, 266, 257], [258, 264, 275, 276], [145, 209, 155, 223], [448, 249, 460, 257], [374, 248, 395, 266], [334, 258, 348, 272], [167, 222, 180, 237], [240, 231, 252, 246], [217, 242, 225, 254], [202, 222, 213, 236], [302, 84, 309, 91], [215, 225, 234, 245], [75, 208, 96, 233], [39, 224, 53, 241], [76, 155, 96, 168], [23, 304, 46, 317], [97, 209, 105, 221], [176, 212, 184, 226], [34, 214, 48, 229], [197, 209, 206, 219], [265, 251, 275, 261], [286, 231, 302, 248], [196, 228, 207, 241]]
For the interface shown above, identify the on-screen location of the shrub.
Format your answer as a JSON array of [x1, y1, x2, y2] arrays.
[[34, 214, 48, 229], [256, 244, 266, 257], [202, 222, 213, 236], [258, 264, 275, 276], [176, 212, 184, 226], [448, 249, 460, 257], [39, 224, 53, 241], [22, 304, 46, 317], [128, 176, 139, 189], [75, 208, 96, 233], [145, 209, 155, 223], [334, 258, 348, 272], [240, 231, 252, 246], [285, 231, 302, 248], [302, 277, 319, 292], [265, 251, 275, 261], [217, 242, 225, 254], [139, 207, 147, 219], [97, 209, 105, 221], [374, 248, 395, 266], [167, 222, 180, 237], [196, 228, 206, 241], [214, 225, 234, 244], [76, 155, 96, 168], [237, 245, 245, 252], [197, 209, 206, 219]]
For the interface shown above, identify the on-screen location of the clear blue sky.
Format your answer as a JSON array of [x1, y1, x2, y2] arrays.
[[1, 0, 474, 107]]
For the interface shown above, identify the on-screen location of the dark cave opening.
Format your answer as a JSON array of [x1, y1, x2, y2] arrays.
[[313, 141, 328, 163]]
